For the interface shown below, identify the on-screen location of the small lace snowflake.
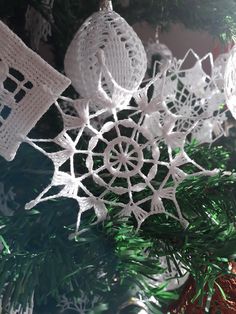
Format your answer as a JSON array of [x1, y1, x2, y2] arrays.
[[144, 28, 172, 75], [57, 292, 100, 314]]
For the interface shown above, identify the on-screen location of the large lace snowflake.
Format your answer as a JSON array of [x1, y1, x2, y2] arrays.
[[25, 53, 219, 232]]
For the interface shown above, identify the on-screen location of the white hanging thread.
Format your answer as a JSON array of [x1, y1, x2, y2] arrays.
[[145, 27, 173, 75]]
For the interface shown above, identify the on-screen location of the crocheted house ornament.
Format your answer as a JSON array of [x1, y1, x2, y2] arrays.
[[64, 0, 147, 110], [0, 20, 70, 161]]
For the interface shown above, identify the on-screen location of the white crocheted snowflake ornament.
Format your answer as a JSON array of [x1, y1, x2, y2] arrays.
[[64, 1, 147, 110], [0, 21, 70, 161], [149, 49, 227, 144], [4, 305, 33, 314], [25, 80, 218, 233]]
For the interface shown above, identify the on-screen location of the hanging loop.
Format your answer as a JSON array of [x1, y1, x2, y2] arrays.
[[99, 0, 113, 11], [155, 26, 160, 43]]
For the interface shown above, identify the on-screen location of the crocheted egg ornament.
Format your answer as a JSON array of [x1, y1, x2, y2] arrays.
[[64, 2, 147, 109]]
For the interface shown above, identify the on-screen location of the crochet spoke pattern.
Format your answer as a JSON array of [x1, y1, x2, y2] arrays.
[[150, 49, 227, 144], [57, 292, 100, 314]]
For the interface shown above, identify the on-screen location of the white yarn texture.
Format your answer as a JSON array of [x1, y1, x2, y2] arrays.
[[64, 6, 147, 109], [0, 20, 70, 161], [58, 292, 100, 314]]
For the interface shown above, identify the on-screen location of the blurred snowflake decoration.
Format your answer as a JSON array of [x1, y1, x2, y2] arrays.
[[57, 292, 101, 314], [155, 256, 189, 291], [0, 293, 34, 314], [25, 0, 54, 51]]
